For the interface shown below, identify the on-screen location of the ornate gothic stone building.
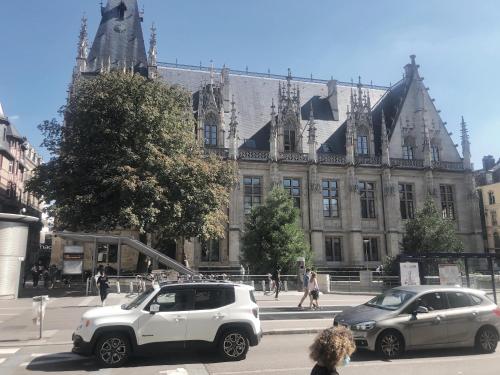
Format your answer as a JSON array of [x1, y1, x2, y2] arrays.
[[67, 0, 483, 271]]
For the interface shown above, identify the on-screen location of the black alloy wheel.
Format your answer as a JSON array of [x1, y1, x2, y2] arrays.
[[475, 327, 499, 353], [219, 330, 249, 361], [377, 330, 404, 359], [95, 333, 130, 367]]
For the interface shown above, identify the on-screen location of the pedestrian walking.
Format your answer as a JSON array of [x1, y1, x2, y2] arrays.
[[49, 264, 58, 289], [272, 267, 281, 300], [298, 268, 311, 309], [309, 326, 356, 375], [240, 264, 246, 281], [31, 264, 40, 287], [183, 254, 190, 269], [97, 272, 110, 306], [309, 271, 320, 309]]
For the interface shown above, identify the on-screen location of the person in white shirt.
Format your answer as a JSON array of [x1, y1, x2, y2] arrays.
[[308, 271, 320, 310]]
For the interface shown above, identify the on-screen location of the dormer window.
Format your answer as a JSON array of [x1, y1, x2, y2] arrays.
[[118, 1, 127, 20], [356, 135, 368, 155], [402, 145, 413, 160], [284, 129, 296, 152], [204, 113, 218, 147], [431, 144, 440, 162]]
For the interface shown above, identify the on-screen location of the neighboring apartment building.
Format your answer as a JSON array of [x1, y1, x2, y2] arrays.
[[478, 182, 500, 257], [476, 155, 500, 187], [52, 0, 484, 273], [0, 101, 44, 268]]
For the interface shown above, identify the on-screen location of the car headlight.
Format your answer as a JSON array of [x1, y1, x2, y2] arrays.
[[351, 321, 376, 331]]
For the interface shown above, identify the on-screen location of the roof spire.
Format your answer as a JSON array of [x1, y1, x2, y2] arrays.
[[381, 110, 390, 166], [228, 96, 239, 160], [77, 15, 88, 60], [210, 60, 215, 85], [461, 116, 471, 169], [148, 23, 157, 67], [286, 68, 292, 98]]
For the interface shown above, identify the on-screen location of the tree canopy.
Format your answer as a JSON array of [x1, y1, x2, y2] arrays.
[[402, 198, 464, 255], [27, 71, 234, 240], [241, 187, 312, 274]]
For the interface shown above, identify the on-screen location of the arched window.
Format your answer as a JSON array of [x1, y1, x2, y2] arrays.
[[203, 113, 218, 147], [431, 144, 440, 162], [284, 128, 296, 152]]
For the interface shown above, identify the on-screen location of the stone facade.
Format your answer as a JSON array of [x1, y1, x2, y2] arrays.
[[478, 182, 500, 256], [56, 0, 484, 272]]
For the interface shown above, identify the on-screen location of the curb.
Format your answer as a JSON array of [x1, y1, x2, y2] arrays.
[[263, 328, 325, 335]]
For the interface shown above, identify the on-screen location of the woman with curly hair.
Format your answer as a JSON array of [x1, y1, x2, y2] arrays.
[[309, 326, 356, 375]]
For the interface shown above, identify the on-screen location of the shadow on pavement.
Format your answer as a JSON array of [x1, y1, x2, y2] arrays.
[[352, 347, 483, 362], [25, 350, 226, 372]]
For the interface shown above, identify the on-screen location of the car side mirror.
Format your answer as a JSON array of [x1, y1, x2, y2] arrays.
[[149, 303, 160, 314], [413, 306, 429, 315]]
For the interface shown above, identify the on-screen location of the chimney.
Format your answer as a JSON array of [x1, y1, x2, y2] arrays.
[[327, 79, 339, 121], [483, 155, 495, 171]]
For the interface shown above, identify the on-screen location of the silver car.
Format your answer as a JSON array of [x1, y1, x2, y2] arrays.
[[333, 286, 500, 358]]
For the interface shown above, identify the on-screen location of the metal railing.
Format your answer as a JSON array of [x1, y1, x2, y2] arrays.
[[355, 155, 382, 166], [318, 153, 346, 165], [390, 158, 424, 168], [432, 161, 464, 171], [239, 150, 270, 161], [278, 152, 309, 163]]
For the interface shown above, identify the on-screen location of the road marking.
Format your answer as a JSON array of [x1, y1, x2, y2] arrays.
[[212, 367, 310, 374], [159, 369, 189, 375], [31, 352, 77, 358], [78, 297, 95, 307], [0, 314, 16, 316], [260, 310, 341, 315], [0, 348, 20, 354], [0, 358, 6, 365]]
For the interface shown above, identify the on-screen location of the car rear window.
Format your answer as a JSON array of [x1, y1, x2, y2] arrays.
[[193, 288, 235, 310], [446, 292, 471, 308], [469, 294, 483, 306]]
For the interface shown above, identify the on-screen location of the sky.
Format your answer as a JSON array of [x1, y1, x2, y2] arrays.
[[0, 0, 499, 169]]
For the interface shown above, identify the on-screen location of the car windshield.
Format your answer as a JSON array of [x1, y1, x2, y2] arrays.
[[122, 287, 155, 310], [365, 289, 417, 311]]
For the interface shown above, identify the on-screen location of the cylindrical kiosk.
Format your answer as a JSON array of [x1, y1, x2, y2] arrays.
[[0, 213, 40, 299]]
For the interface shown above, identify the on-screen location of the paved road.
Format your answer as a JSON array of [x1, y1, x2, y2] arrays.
[[0, 334, 499, 375], [260, 306, 346, 320]]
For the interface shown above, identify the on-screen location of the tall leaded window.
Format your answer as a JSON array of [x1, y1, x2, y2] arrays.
[[492, 210, 498, 226], [402, 145, 414, 160], [204, 121, 217, 146], [489, 191, 496, 205], [201, 239, 220, 262], [283, 178, 301, 208], [8, 160, 13, 173], [440, 184, 455, 220], [399, 183, 415, 219], [431, 144, 440, 162], [325, 237, 342, 262], [284, 129, 296, 152], [243, 177, 262, 215], [363, 238, 379, 261], [322, 180, 339, 217], [359, 181, 376, 218], [356, 135, 368, 155], [494, 232, 500, 250]]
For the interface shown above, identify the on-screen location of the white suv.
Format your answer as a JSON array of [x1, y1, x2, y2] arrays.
[[72, 281, 262, 367]]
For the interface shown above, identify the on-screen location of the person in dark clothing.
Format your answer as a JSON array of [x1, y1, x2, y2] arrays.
[[31, 264, 40, 287], [272, 267, 281, 300], [309, 326, 356, 375], [97, 272, 110, 306]]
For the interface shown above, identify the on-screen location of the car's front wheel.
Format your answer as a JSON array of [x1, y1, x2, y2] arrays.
[[376, 330, 405, 359], [95, 333, 130, 367], [475, 326, 499, 353], [218, 330, 249, 361]]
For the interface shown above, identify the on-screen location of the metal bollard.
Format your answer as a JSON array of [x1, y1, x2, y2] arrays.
[[261, 280, 265, 292], [116, 281, 121, 294], [85, 277, 90, 296], [284, 280, 288, 292], [129, 281, 134, 294]]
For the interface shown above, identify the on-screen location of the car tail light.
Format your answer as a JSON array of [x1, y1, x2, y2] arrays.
[[493, 307, 500, 317], [252, 307, 259, 318]]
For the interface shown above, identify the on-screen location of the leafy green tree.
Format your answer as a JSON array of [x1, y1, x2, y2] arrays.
[[26, 72, 234, 241], [241, 187, 312, 274], [402, 198, 464, 254], [400, 197, 464, 275]]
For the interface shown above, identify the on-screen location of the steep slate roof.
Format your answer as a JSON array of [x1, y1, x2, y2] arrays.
[[87, 0, 147, 75], [159, 66, 390, 154]]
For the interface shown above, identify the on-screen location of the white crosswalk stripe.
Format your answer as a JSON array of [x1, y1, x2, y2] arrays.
[[0, 358, 6, 364], [0, 348, 20, 355]]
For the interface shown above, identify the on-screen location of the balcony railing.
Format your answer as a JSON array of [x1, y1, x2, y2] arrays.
[[355, 155, 381, 166], [432, 161, 464, 171], [278, 152, 309, 163], [390, 158, 424, 168], [238, 150, 270, 161], [204, 148, 229, 158], [318, 153, 346, 165]]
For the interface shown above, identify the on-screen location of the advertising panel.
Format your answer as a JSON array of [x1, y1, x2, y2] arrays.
[[400, 262, 420, 286]]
